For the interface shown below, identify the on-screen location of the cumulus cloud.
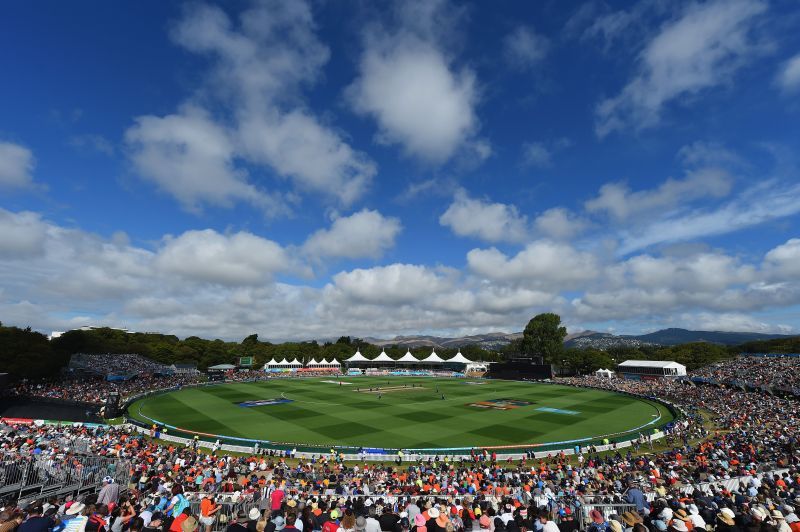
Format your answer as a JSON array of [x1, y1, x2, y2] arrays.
[[595, 0, 768, 136], [776, 53, 800, 92], [0, 209, 48, 258], [4, 204, 800, 340], [303, 209, 402, 260], [764, 238, 800, 279], [155, 230, 290, 285], [467, 240, 598, 287], [504, 26, 550, 69], [0, 141, 35, 189], [125, 106, 277, 213], [439, 190, 528, 243], [347, 1, 480, 164], [125, 0, 375, 211], [533, 208, 587, 240], [325, 264, 452, 306]]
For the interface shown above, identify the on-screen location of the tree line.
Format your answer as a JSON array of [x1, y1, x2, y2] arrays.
[[1, 314, 794, 380]]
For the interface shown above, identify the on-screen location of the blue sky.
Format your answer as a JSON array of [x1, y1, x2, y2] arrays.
[[1, 0, 800, 341]]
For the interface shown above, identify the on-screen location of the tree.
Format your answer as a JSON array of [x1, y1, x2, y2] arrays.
[[520, 313, 567, 363]]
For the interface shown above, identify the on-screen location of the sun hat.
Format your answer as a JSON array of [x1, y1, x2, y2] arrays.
[[355, 516, 367, 532], [751, 508, 766, 520], [66, 503, 85, 516], [287, 500, 297, 508], [181, 517, 198, 532], [622, 512, 642, 526], [428, 508, 440, 519], [415, 514, 426, 527], [103, 476, 114, 484], [772, 510, 785, 520], [364, 499, 373, 507], [590, 510, 604, 524], [670, 521, 688, 532], [479, 516, 490, 529], [718, 509, 735, 526], [675, 510, 691, 522], [330, 510, 340, 519], [660, 508, 674, 521], [249, 508, 261, 520], [609, 520, 622, 532]]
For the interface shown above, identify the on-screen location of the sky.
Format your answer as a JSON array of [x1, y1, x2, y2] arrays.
[[1, 0, 800, 341]]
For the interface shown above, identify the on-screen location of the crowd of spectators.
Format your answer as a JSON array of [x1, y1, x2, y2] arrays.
[[9, 374, 206, 405], [691, 356, 800, 392], [69, 354, 172, 378], [2, 358, 800, 532]]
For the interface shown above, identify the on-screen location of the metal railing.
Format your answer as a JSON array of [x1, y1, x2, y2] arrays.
[[0, 452, 130, 505]]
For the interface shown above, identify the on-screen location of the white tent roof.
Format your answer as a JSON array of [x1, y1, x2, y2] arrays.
[[398, 351, 419, 363], [278, 358, 289, 365], [617, 360, 685, 369], [290, 358, 302, 366], [421, 350, 445, 363], [448, 351, 472, 364], [329, 358, 340, 365], [346, 350, 369, 362], [308, 358, 319, 366], [265, 358, 278, 366], [373, 351, 394, 362], [319, 358, 329, 365]]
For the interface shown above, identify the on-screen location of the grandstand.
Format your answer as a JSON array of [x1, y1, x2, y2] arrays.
[[67, 353, 171, 381], [2, 353, 798, 532]]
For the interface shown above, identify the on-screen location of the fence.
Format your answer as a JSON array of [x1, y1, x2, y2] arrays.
[[0, 452, 131, 506]]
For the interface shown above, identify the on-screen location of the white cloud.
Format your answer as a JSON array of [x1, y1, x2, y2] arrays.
[[534, 208, 587, 240], [440, 190, 528, 243], [0, 141, 35, 189], [303, 209, 402, 260], [585, 168, 733, 220], [125, 106, 277, 213], [617, 180, 800, 254], [764, 238, 800, 279], [155, 229, 289, 286], [776, 53, 800, 92], [0, 209, 48, 258], [126, 1, 375, 211], [595, 0, 768, 136], [504, 26, 550, 69], [467, 240, 598, 287], [237, 110, 376, 206], [349, 38, 478, 164], [686, 312, 794, 333], [326, 264, 451, 306], [69, 134, 115, 156]]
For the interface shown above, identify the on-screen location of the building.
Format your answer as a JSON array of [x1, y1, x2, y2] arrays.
[[169, 363, 199, 375], [617, 360, 686, 380]]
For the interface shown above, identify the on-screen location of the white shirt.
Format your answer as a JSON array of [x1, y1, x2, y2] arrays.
[[542, 521, 560, 532]]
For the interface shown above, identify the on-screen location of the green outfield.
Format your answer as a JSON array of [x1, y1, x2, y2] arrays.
[[128, 377, 673, 451]]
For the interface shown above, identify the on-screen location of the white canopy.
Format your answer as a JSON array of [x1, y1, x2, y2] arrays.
[[307, 358, 319, 367], [289, 358, 302, 367], [447, 351, 472, 364], [595, 368, 614, 378], [278, 358, 289, 366], [329, 358, 340, 366], [421, 350, 445, 363], [265, 358, 278, 367], [397, 350, 419, 363], [346, 350, 369, 362], [373, 350, 394, 362], [319, 358, 329, 365]]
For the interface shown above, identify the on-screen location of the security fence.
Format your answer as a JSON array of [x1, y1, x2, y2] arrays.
[[0, 452, 130, 505]]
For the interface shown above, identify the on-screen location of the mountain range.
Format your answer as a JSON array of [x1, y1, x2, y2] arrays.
[[363, 328, 793, 350]]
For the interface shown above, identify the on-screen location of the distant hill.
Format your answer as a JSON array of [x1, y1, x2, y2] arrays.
[[626, 328, 791, 346], [364, 328, 795, 350], [362, 332, 522, 350]]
